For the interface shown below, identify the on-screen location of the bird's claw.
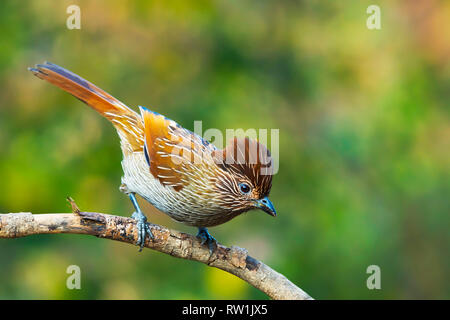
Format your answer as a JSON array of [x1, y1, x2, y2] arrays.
[[132, 211, 154, 252], [196, 227, 217, 254]]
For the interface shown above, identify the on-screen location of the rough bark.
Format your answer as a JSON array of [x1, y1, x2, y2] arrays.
[[0, 198, 313, 300]]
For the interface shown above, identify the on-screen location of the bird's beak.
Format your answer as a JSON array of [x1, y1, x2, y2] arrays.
[[256, 197, 277, 217]]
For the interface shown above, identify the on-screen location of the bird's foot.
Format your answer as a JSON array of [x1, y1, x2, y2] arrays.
[[196, 227, 217, 254], [132, 210, 154, 252]]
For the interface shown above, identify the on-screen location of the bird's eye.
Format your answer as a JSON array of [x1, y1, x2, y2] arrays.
[[239, 183, 251, 194]]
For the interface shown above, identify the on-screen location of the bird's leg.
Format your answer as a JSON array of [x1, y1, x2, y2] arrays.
[[196, 227, 217, 253], [129, 192, 154, 251]]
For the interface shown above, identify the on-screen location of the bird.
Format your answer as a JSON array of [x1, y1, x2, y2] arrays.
[[29, 62, 276, 251]]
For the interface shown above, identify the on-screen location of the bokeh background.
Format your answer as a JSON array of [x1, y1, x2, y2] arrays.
[[0, 0, 449, 299]]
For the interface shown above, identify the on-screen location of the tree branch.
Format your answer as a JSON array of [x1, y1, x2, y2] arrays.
[[0, 199, 312, 300]]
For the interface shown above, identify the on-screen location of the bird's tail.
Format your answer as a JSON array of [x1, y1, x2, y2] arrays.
[[29, 62, 144, 154]]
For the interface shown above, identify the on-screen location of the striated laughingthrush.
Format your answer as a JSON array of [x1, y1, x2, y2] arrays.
[[29, 62, 276, 251]]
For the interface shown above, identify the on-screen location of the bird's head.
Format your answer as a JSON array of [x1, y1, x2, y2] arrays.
[[212, 137, 276, 217]]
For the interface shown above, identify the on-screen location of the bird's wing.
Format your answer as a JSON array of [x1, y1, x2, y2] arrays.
[[140, 107, 216, 191]]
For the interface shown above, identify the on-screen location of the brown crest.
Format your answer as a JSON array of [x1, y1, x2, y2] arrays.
[[212, 137, 273, 197]]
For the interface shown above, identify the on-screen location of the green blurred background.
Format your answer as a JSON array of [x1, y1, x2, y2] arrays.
[[0, 0, 449, 299]]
